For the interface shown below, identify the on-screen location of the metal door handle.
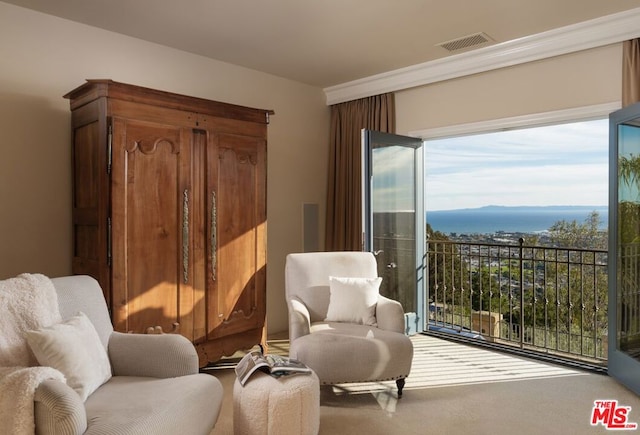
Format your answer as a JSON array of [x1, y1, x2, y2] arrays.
[[211, 191, 217, 281], [182, 189, 189, 283]]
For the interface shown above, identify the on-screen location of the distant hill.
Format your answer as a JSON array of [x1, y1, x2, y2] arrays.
[[431, 205, 607, 213]]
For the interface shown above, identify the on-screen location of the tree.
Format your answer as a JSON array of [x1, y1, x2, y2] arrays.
[[532, 212, 609, 354], [548, 210, 606, 249], [470, 263, 505, 314], [426, 224, 470, 321], [619, 154, 640, 191]]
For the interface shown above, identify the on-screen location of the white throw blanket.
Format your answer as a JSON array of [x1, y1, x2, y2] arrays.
[[0, 273, 66, 435], [0, 366, 65, 435]]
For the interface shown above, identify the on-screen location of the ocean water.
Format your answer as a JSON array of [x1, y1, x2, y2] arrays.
[[426, 206, 608, 235]]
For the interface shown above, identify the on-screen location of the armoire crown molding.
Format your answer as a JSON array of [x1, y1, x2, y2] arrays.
[[324, 7, 640, 106]]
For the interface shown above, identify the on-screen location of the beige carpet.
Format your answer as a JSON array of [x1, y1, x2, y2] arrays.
[[208, 334, 640, 435]]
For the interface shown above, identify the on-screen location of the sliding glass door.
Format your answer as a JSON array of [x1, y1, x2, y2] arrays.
[[609, 103, 640, 395], [362, 130, 425, 333]]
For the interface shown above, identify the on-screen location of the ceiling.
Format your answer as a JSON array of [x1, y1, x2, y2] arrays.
[[4, 0, 640, 88]]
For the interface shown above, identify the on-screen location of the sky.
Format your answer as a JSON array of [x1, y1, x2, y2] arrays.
[[424, 118, 609, 211]]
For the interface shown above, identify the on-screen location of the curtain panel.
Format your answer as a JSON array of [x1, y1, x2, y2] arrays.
[[325, 93, 395, 251], [623, 39, 640, 107]]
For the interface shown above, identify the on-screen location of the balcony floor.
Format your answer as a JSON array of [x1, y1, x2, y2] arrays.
[[211, 333, 640, 434]]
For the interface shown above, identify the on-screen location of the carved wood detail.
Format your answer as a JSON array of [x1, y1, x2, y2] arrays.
[[219, 147, 258, 165], [126, 138, 179, 154], [145, 323, 180, 334]]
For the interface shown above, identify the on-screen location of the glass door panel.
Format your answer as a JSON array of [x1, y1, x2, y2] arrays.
[[362, 130, 424, 333], [609, 103, 640, 395]]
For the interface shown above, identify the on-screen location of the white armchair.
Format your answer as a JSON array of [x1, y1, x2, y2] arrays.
[[0, 274, 223, 435], [285, 251, 413, 396]]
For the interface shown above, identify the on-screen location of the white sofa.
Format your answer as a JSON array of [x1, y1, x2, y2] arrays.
[[31, 275, 224, 435], [285, 251, 413, 396]]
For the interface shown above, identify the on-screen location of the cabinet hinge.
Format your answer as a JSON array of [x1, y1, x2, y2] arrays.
[[107, 124, 113, 174], [107, 216, 112, 267], [265, 112, 270, 124]]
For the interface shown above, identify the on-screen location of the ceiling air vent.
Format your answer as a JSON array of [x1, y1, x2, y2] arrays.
[[437, 32, 494, 52]]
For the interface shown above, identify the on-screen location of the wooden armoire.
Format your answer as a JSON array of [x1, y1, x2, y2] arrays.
[[65, 80, 271, 365]]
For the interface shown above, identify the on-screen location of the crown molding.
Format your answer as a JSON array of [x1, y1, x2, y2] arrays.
[[324, 7, 640, 105]]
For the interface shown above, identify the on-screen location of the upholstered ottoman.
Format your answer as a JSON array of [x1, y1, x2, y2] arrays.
[[233, 370, 320, 435]]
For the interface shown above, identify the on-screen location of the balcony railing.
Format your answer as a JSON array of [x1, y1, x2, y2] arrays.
[[426, 237, 608, 365]]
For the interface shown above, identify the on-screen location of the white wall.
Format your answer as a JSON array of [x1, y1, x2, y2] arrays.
[[0, 2, 329, 335], [395, 44, 622, 135]]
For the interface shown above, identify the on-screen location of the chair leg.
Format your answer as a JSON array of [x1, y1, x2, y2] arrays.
[[396, 378, 406, 397]]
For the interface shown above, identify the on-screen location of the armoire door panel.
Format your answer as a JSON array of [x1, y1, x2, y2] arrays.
[[111, 119, 192, 336], [70, 99, 112, 302], [72, 121, 100, 271], [190, 130, 209, 343], [208, 133, 267, 339]]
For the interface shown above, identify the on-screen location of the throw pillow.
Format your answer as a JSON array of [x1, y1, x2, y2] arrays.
[[25, 312, 112, 401], [325, 276, 381, 326]]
